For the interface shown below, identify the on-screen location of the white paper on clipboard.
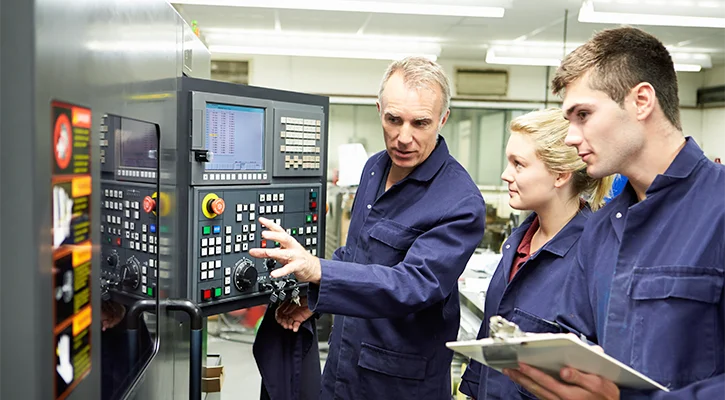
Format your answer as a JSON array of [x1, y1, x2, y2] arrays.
[[447, 333, 669, 392]]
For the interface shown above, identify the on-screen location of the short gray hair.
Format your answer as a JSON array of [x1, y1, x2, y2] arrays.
[[378, 56, 451, 121]]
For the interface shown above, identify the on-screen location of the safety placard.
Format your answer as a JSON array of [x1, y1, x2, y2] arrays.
[[51, 100, 93, 400]]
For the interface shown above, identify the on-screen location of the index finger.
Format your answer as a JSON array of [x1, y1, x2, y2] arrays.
[[248, 247, 290, 263], [258, 217, 286, 233]]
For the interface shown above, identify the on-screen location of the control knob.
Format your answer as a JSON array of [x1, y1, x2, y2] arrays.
[[106, 252, 119, 267], [265, 258, 276, 271], [233, 258, 258, 292], [120, 256, 141, 290]]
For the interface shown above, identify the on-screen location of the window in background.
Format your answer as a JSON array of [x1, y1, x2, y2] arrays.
[[210, 60, 249, 85], [328, 104, 536, 186]]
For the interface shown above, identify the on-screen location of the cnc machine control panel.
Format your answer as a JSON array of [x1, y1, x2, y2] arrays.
[[186, 88, 327, 312], [99, 115, 159, 300]]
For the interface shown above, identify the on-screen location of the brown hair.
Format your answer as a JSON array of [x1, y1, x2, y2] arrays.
[[552, 26, 681, 131], [510, 108, 614, 210]]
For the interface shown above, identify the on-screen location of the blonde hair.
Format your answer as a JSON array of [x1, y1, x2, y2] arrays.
[[510, 108, 614, 211], [378, 56, 451, 121]]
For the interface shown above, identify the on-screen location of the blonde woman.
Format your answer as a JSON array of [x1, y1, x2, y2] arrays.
[[459, 108, 613, 399]]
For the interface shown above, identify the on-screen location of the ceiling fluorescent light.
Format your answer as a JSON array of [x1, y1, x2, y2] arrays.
[[578, 0, 725, 28], [486, 46, 710, 72], [171, 0, 506, 18], [209, 45, 438, 61]]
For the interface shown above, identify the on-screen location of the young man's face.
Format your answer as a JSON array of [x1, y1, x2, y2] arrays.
[[563, 72, 645, 179]]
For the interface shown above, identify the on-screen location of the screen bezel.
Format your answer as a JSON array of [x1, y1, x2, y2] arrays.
[[113, 116, 160, 184], [191, 91, 274, 186]]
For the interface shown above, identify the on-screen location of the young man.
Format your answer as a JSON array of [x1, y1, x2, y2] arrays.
[[505, 26, 724, 399], [251, 56, 486, 399]]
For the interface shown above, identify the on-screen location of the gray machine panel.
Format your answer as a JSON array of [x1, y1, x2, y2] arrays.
[[190, 184, 322, 306], [273, 106, 326, 178]]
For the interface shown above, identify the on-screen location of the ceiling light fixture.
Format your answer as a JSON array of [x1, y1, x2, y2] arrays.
[[578, 0, 725, 28], [205, 29, 442, 61], [485, 44, 712, 72], [171, 0, 506, 18]]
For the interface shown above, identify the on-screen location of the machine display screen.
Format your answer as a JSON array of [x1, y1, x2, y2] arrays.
[[118, 118, 158, 169], [204, 103, 265, 171]]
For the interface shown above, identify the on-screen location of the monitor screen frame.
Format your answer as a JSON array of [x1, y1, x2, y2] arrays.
[[203, 102, 266, 173], [113, 116, 160, 184], [190, 91, 274, 186]]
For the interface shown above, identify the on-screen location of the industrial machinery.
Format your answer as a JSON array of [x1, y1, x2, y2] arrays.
[[100, 78, 329, 315], [1, 1, 328, 400]]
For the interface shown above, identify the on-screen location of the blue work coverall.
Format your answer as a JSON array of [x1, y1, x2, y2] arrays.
[[307, 137, 486, 399], [459, 208, 592, 399], [558, 138, 725, 398]]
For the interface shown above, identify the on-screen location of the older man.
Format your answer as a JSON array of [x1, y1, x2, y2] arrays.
[[251, 56, 486, 399]]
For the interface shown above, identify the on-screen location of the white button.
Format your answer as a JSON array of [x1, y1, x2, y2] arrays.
[[142, 234, 147, 242], [142, 266, 147, 274], [201, 262, 207, 271], [312, 226, 318, 234], [142, 224, 147, 233], [125, 221, 130, 229], [243, 243, 249, 251], [259, 207, 265, 215], [201, 248, 208, 257], [312, 238, 317, 245], [367, 204, 372, 209], [266, 194, 272, 202], [131, 223, 135, 230], [250, 204, 256, 211], [142, 285, 147, 293], [202, 238, 208, 247], [142, 276, 147, 284], [243, 204, 249, 211], [142, 244, 147, 252], [249, 233, 255, 241], [251, 225, 256, 232], [209, 270, 215, 279], [234, 244, 241, 253], [243, 234, 248, 242], [250, 213, 256, 220], [236, 234, 243, 242], [225, 277, 231, 285], [214, 246, 220, 254], [225, 226, 232, 234], [225, 267, 231, 276], [305, 238, 311, 246], [275, 219, 281, 225], [135, 211, 140, 219], [125, 210, 131, 218], [273, 194, 279, 201], [306, 227, 312, 234], [208, 247, 215, 256], [215, 260, 221, 269], [201, 271, 207, 280], [150, 259, 155, 267], [279, 205, 285, 212], [237, 204, 244, 212], [616, 212, 623, 219], [226, 236, 232, 244], [280, 194, 285, 201], [224, 286, 231, 295], [312, 249, 317, 256], [236, 214, 243, 222], [125, 200, 130, 208], [216, 237, 222, 245], [259, 194, 265, 202], [225, 245, 232, 254]]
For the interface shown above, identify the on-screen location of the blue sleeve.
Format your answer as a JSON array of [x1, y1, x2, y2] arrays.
[[555, 240, 598, 343], [459, 359, 482, 397], [307, 193, 485, 319], [648, 375, 725, 399]]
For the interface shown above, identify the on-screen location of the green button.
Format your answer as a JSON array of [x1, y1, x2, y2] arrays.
[[203, 226, 211, 235], [311, 192, 318, 199], [107, 237, 112, 244], [215, 287, 222, 297], [306, 215, 312, 223], [292, 228, 297, 235], [275, 241, 280, 247], [147, 287, 153, 297], [160, 225, 169, 234]]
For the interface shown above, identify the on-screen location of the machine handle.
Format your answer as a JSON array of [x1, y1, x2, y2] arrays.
[[126, 298, 203, 400]]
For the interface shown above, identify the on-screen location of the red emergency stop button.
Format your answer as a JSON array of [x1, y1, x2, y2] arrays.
[[310, 201, 318, 210], [206, 198, 226, 216], [202, 289, 211, 300], [143, 196, 156, 213]]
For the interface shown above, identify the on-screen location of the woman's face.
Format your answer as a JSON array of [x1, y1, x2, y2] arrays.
[[501, 132, 559, 211]]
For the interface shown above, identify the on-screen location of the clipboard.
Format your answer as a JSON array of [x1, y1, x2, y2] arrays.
[[447, 316, 669, 392]]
